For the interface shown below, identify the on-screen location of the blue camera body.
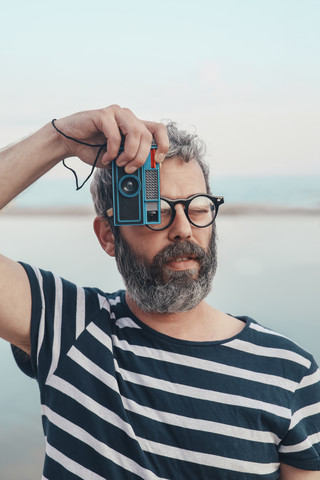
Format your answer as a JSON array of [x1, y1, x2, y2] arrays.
[[112, 144, 161, 227]]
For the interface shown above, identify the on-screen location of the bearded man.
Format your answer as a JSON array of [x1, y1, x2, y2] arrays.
[[0, 105, 319, 480]]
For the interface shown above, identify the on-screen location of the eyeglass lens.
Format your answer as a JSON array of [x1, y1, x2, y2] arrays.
[[150, 196, 216, 231]]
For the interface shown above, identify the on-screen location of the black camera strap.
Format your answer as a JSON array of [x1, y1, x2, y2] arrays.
[[51, 119, 107, 190]]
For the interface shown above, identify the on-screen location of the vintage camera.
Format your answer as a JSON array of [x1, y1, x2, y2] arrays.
[[112, 141, 161, 226]]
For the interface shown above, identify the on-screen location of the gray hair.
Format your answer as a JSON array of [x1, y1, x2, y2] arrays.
[[90, 121, 211, 223]]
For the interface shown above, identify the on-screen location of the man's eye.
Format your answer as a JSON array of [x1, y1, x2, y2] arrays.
[[161, 208, 171, 217], [189, 207, 210, 216]]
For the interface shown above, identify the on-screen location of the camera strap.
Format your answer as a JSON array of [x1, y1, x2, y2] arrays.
[[51, 119, 107, 190]]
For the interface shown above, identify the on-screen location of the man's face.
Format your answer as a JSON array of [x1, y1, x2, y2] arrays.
[[114, 157, 217, 313]]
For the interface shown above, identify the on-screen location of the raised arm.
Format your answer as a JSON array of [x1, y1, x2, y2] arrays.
[[0, 105, 168, 209], [0, 105, 169, 353], [280, 463, 320, 479]]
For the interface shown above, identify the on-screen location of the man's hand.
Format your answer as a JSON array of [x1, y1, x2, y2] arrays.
[[0, 104, 169, 210], [54, 105, 169, 173]]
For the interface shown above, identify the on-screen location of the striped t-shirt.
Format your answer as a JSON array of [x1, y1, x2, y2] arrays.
[[12, 263, 320, 479]]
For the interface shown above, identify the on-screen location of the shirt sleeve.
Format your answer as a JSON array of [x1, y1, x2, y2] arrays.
[[278, 356, 320, 470], [11, 263, 103, 387]]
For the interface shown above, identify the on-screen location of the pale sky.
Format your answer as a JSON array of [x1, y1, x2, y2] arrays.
[[0, 0, 319, 176]]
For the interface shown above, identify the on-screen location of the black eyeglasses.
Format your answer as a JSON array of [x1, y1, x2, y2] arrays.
[[146, 194, 224, 231]]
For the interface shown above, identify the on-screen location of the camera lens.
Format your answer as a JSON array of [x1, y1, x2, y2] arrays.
[[120, 176, 141, 197], [123, 179, 137, 195]]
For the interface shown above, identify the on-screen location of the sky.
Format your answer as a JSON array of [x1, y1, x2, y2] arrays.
[[0, 0, 319, 177]]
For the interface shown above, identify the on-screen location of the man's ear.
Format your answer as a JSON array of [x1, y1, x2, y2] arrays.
[[93, 216, 115, 257]]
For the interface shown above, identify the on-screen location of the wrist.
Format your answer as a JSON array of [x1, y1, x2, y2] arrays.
[[40, 121, 72, 163]]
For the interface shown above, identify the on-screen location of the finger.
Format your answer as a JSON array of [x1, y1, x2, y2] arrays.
[[110, 107, 145, 168], [115, 131, 141, 168], [95, 108, 123, 165], [123, 131, 153, 173], [114, 108, 154, 172], [143, 121, 169, 163]]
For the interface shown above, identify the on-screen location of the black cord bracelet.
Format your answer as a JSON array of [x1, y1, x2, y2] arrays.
[[51, 119, 107, 190]]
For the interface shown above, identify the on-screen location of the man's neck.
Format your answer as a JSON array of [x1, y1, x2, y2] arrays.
[[125, 293, 245, 342]]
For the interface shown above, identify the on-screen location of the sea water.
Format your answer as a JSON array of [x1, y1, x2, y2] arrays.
[[12, 174, 320, 209]]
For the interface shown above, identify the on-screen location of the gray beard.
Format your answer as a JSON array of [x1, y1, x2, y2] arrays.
[[114, 227, 217, 314]]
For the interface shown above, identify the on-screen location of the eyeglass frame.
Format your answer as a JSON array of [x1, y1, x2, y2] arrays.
[[146, 194, 224, 231]]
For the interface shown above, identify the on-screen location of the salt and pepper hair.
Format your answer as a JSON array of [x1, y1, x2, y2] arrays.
[[90, 121, 211, 223]]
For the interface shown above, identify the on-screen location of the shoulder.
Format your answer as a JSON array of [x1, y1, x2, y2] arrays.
[[20, 262, 125, 316], [230, 316, 317, 382], [243, 317, 313, 359]]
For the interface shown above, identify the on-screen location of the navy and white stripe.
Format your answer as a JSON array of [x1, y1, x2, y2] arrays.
[[13, 263, 320, 479]]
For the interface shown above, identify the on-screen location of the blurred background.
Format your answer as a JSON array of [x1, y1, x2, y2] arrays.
[[0, 0, 319, 478]]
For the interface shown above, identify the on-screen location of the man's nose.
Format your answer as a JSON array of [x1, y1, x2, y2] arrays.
[[167, 204, 192, 241]]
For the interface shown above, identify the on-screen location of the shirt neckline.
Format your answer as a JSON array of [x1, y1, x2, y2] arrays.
[[119, 290, 252, 347]]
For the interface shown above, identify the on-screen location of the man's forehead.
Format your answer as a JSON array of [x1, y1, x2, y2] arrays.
[[159, 156, 207, 198]]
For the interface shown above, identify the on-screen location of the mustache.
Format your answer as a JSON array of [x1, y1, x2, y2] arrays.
[[152, 240, 206, 268]]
